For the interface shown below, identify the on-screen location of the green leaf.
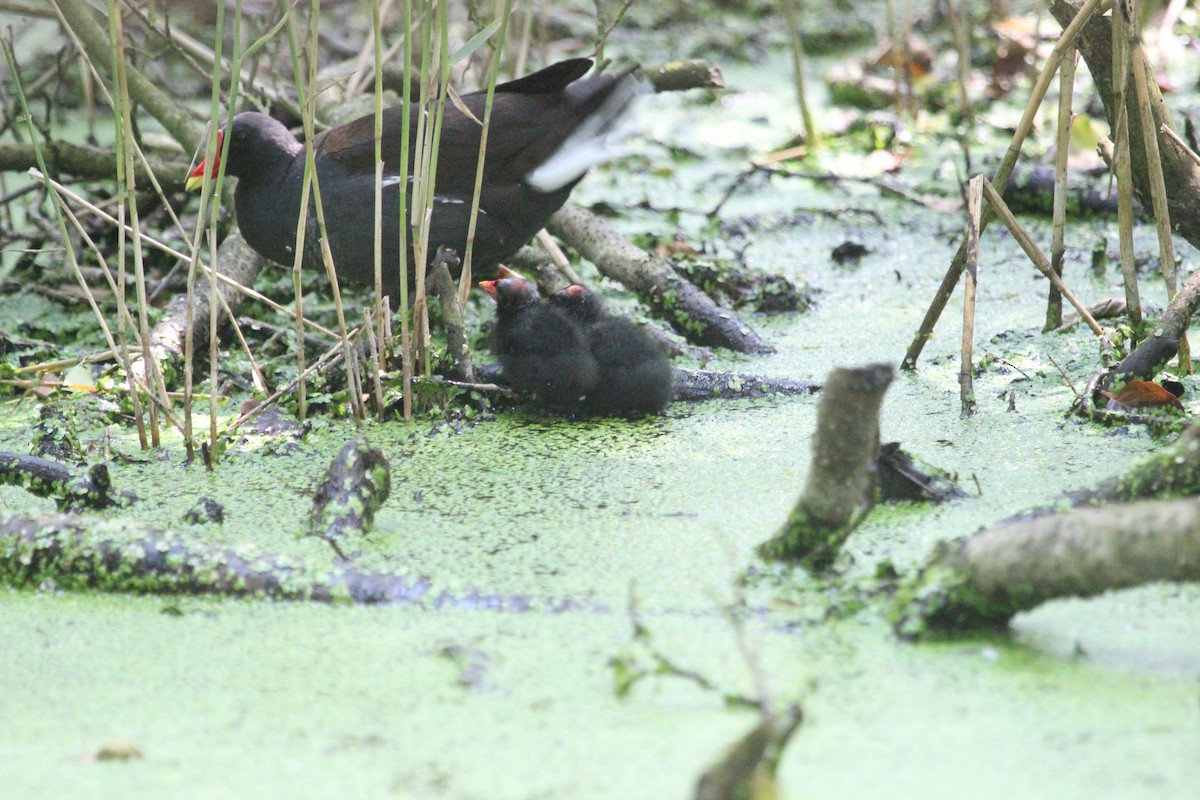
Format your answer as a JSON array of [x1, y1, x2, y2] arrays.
[[449, 18, 503, 67]]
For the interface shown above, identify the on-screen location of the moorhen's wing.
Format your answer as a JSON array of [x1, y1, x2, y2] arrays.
[[313, 58, 635, 191]]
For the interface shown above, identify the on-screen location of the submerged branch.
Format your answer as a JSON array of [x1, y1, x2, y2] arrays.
[[645, 60, 725, 92], [0, 452, 136, 511], [672, 368, 820, 401], [0, 513, 590, 611]]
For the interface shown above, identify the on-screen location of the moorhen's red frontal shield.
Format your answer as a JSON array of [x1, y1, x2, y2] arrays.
[[481, 274, 598, 409]]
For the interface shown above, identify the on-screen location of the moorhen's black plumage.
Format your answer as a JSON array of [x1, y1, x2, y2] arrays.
[[548, 284, 674, 415], [480, 274, 597, 409], [187, 58, 641, 300]]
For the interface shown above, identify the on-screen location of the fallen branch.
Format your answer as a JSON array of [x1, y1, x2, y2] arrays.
[[548, 203, 774, 354], [0, 513, 589, 610], [892, 495, 1200, 638], [53, 0, 200, 149], [758, 363, 894, 569], [0, 143, 186, 189], [0, 452, 136, 511]]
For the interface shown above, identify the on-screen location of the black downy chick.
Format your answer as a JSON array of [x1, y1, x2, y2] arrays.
[[548, 284, 674, 415], [480, 275, 598, 409]]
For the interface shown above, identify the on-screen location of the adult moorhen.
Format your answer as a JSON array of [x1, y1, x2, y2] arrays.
[[548, 284, 674, 415], [479, 273, 597, 409], [187, 58, 642, 300]]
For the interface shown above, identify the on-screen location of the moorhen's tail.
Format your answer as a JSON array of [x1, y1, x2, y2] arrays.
[[493, 58, 593, 95], [525, 65, 646, 193]]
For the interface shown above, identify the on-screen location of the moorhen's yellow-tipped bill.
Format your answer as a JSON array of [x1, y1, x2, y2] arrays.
[[185, 129, 225, 192], [188, 58, 644, 302]]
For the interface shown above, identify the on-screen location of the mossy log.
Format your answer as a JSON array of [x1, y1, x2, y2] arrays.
[[0, 513, 584, 610], [0, 452, 136, 511], [891, 496, 1200, 638], [309, 436, 391, 555]]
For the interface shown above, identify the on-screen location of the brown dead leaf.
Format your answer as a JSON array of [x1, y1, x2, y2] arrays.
[[1101, 380, 1185, 413]]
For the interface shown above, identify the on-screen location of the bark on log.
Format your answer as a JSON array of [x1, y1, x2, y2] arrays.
[[0, 513, 588, 610], [893, 496, 1200, 637], [548, 204, 774, 354], [0, 143, 187, 190], [758, 363, 894, 568]]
